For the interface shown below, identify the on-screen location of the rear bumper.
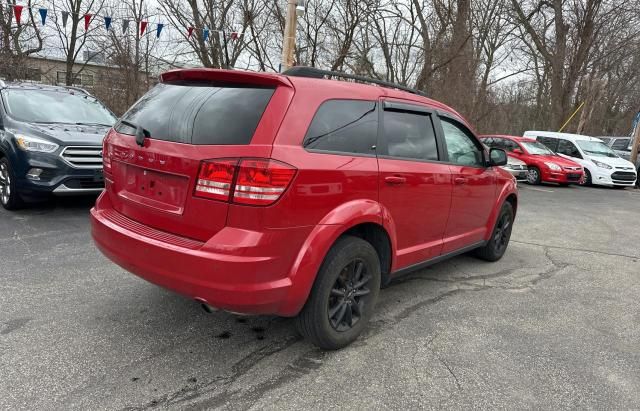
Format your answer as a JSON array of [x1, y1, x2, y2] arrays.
[[91, 193, 312, 316]]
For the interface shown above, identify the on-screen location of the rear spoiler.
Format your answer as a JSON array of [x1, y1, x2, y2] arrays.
[[160, 68, 293, 88]]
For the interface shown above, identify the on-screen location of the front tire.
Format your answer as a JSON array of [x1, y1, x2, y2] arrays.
[[526, 166, 541, 185], [295, 236, 381, 350], [580, 169, 592, 186], [474, 202, 514, 262], [0, 157, 23, 211]]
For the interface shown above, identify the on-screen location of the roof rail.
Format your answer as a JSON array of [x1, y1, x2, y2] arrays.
[[65, 85, 90, 95], [283, 66, 427, 97]]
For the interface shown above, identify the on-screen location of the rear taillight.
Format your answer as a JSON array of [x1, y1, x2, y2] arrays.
[[194, 158, 296, 206], [234, 159, 297, 205], [195, 159, 238, 201], [103, 141, 112, 173]]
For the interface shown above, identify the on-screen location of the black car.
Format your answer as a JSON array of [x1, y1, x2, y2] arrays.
[[0, 81, 116, 210]]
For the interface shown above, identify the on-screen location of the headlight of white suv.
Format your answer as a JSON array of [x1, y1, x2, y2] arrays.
[[544, 162, 561, 171], [14, 134, 59, 153], [592, 159, 612, 169]]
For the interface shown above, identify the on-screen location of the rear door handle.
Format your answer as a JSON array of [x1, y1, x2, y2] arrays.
[[385, 176, 407, 185], [454, 177, 467, 185]]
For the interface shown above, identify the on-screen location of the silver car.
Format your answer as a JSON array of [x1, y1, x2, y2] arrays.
[[502, 156, 528, 181]]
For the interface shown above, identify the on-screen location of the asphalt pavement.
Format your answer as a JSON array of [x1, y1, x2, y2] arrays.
[[1, 184, 639, 410]]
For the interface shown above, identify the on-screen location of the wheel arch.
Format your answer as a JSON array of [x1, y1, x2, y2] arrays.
[[278, 200, 396, 316]]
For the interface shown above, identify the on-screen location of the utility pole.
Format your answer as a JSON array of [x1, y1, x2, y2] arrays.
[[281, 0, 298, 72]]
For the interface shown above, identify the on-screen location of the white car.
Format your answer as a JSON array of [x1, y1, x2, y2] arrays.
[[523, 131, 637, 187]]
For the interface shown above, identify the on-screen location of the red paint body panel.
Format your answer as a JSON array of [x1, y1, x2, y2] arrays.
[[92, 69, 518, 317]]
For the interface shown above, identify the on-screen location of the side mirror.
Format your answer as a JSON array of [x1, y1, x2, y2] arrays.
[[512, 148, 523, 155], [490, 148, 508, 166]]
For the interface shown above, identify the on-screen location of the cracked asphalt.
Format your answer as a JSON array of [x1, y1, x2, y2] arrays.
[[1, 184, 640, 410]]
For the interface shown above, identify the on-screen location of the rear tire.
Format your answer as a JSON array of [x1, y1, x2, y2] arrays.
[[295, 235, 381, 350], [526, 166, 541, 185], [474, 202, 514, 262], [0, 157, 24, 211]]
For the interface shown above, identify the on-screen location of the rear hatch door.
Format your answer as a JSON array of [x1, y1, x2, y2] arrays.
[[104, 70, 293, 241]]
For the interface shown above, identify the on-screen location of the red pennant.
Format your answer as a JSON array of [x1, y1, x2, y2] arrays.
[[84, 14, 92, 31], [13, 5, 23, 25], [187, 27, 194, 38], [139, 21, 148, 35], [230, 32, 239, 40]]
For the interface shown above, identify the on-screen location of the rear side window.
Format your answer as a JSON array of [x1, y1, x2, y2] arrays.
[[303, 100, 377, 155], [537, 136, 558, 152], [557, 139, 582, 158], [116, 83, 275, 145], [382, 110, 438, 161]]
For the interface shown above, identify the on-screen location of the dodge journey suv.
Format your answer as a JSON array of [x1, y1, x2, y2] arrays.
[[91, 67, 518, 349], [0, 81, 116, 209]]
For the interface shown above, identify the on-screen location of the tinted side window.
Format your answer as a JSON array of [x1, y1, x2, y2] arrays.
[[487, 138, 503, 149], [117, 83, 275, 145], [507, 140, 520, 152], [557, 139, 582, 158], [382, 110, 438, 161], [303, 100, 377, 155], [538, 136, 558, 152], [441, 119, 483, 166]]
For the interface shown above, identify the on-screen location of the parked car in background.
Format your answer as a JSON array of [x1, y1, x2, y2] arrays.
[[480, 134, 583, 186], [525, 131, 637, 188], [0, 81, 116, 210], [91, 67, 518, 349], [598, 136, 632, 159], [483, 141, 527, 181]]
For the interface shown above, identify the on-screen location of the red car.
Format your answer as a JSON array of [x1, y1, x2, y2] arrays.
[[480, 135, 584, 186], [91, 67, 518, 349]]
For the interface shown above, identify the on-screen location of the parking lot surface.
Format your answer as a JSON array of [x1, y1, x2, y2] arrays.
[[1, 185, 639, 410]]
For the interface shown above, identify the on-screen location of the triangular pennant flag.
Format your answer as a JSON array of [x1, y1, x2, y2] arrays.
[[83, 14, 92, 31], [122, 19, 129, 33], [61, 11, 69, 28], [13, 5, 23, 25], [104, 16, 112, 31], [187, 27, 194, 38], [156, 23, 164, 38], [203, 29, 209, 41], [38, 8, 47, 26], [139, 21, 148, 35], [230, 31, 238, 40]]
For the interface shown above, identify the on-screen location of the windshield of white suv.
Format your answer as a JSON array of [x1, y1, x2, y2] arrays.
[[576, 140, 619, 158], [2, 89, 116, 126], [520, 141, 555, 155]]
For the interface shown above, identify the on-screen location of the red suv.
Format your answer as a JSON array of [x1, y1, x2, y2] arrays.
[[91, 68, 518, 349], [480, 135, 584, 186]]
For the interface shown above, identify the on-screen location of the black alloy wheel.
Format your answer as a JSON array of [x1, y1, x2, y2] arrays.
[[328, 259, 372, 332], [296, 236, 381, 350]]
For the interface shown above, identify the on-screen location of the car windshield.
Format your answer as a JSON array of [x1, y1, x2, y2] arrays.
[[520, 141, 555, 155], [576, 140, 619, 158], [611, 138, 631, 150], [2, 89, 116, 126]]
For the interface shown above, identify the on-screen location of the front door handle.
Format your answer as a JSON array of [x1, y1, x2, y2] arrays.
[[385, 176, 406, 185], [454, 177, 467, 185]]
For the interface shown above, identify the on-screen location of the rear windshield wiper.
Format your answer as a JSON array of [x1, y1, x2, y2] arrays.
[[118, 120, 151, 147]]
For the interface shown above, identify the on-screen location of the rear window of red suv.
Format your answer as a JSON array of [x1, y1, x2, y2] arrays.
[[115, 82, 275, 145]]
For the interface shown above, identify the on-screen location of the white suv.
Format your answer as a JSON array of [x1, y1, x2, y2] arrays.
[[523, 131, 637, 187]]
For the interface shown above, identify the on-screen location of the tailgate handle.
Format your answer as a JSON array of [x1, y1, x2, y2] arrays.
[[385, 176, 406, 185]]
